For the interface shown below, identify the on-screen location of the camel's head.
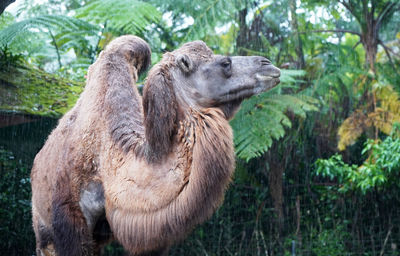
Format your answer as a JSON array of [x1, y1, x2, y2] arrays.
[[170, 41, 280, 112], [142, 40, 280, 159]]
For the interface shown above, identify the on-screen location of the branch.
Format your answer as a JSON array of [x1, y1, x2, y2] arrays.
[[375, 2, 397, 35], [353, 40, 362, 49], [378, 40, 400, 75], [379, 40, 400, 58], [379, 41, 394, 60], [376, 2, 396, 26], [300, 29, 361, 37], [371, 0, 376, 20], [380, 42, 396, 71], [48, 28, 62, 69], [379, 224, 392, 256]]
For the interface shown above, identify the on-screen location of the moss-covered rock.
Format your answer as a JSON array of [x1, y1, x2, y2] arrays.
[[0, 63, 84, 118]]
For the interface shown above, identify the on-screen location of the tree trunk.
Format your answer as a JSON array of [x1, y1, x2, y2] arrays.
[[268, 156, 284, 234], [236, 8, 249, 56], [360, 7, 379, 138], [361, 23, 378, 73], [289, 0, 305, 69]]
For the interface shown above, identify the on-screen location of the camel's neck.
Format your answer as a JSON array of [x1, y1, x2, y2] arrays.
[[175, 108, 235, 224], [98, 53, 145, 153], [107, 108, 236, 253]]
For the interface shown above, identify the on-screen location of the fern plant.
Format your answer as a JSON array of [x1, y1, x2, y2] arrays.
[[150, 0, 246, 41], [0, 11, 14, 30], [75, 0, 161, 35], [0, 45, 23, 70], [0, 14, 99, 74], [0, 0, 161, 75], [0, 14, 98, 46], [231, 70, 318, 161]]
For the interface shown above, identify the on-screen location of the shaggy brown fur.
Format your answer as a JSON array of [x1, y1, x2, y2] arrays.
[[31, 35, 280, 256]]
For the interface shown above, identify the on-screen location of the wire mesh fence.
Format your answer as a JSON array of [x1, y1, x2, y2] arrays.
[[1, 121, 400, 256], [167, 184, 400, 256]]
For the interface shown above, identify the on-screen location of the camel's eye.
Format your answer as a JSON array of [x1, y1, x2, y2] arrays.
[[220, 58, 232, 77], [220, 59, 231, 69]]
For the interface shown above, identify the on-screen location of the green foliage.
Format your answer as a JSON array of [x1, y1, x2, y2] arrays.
[[315, 154, 359, 192], [311, 42, 364, 100], [0, 63, 83, 117], [338, 81, 400, 150], [308, 225, 350, 256], [284, 225, 350, 256], [0, 0, 399, 255], [75, 0, 161, 35], [0, 11, 15, 29], [315, 127, 400, 194], [0, 2, 162, 77], [342, 0, 400, 34], [232, 70, 318, 161], [0, 45, 23, 70], [0, 14, 98, 47], [150, 0, 246, 41], [0, 147, 34, 255], [0, 14, 99, 76]]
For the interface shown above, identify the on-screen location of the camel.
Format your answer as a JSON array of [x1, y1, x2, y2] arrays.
[[31, 35, 280, 256]]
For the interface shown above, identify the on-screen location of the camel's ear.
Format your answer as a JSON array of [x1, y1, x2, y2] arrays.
[[175, 54, 193, 73], [142, 68, 178, 161]]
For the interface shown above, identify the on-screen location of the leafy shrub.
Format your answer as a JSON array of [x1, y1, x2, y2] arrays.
[[0, 147, 34, 255], [309, 226, 350, 256], [315, 125, 400, 194], [0, 45, 23, 70]]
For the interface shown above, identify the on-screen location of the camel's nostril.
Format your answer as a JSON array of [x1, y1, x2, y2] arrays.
[[260, 58, 271, 66], [253, 56, 271, 66]]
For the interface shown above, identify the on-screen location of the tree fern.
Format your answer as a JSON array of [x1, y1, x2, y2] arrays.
[[150, 0, 246, 41], [1, 0, 160, 74], [0, 14, 98, 46], [75, 0, 161, 35], [0, 11, 14, 30], [0, 14, 100, 75], [231, 70, 318, 161]]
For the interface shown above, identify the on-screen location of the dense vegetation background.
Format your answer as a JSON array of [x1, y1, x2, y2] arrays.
[[1, 0, 400, 255]]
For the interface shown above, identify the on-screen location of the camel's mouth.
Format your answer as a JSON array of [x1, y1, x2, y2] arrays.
[[256, 74, 280, 82], [255, 64, 281, 89], [217, 71, 281, 103], [255, 72, 281, 91]]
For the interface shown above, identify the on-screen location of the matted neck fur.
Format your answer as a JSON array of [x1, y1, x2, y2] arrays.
[[30, 35, 280, 256]]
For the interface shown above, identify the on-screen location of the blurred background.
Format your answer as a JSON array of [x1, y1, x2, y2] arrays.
[[1, 0, 400, 255]]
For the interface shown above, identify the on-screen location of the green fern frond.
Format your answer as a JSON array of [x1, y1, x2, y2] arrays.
[[232, 93, 318, 161], [274, 69, 308, 91], [232, 70, 318, 161], [150, 0, 245, 41], [0, 11, 15, 30], [312, 43, 364, 102], [0, 15, 98, 46], [75, 0, 161, 35]]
